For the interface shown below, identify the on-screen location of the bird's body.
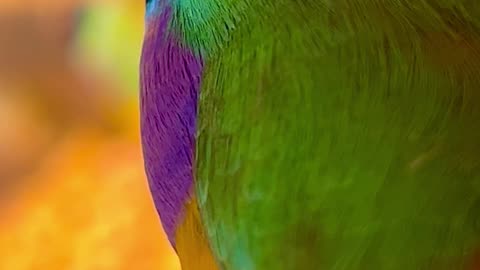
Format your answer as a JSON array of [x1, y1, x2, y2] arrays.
[[141, 1, 480, 269]]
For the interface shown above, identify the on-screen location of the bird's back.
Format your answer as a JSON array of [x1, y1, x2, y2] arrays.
[[173, 1, 480, 269]]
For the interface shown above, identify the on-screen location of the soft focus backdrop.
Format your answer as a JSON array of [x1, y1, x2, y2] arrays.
[[0, 0, 179, 269]]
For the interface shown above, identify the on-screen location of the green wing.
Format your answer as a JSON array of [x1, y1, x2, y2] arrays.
[[194, 2, 480, 269]]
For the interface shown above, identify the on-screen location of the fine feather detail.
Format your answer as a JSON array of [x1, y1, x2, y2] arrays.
[[143, 0, 480, 269], [189, 1, 480, 269], [141, 5, 203, 246]]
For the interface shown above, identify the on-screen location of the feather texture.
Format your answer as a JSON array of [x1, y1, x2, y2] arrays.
[[142, 0, 480, 269], [141, 5, 203, 246]]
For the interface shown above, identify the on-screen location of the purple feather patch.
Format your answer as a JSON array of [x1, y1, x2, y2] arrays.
[[140, 6, 203, 246]]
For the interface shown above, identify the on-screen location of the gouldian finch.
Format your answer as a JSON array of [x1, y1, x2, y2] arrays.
[[140, 1, 480, 269]]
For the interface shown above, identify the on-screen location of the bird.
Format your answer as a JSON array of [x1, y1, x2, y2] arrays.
[[140, 1, 480, 269]]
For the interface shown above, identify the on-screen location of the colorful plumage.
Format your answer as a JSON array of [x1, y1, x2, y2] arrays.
[[140, 1, 480, 269]]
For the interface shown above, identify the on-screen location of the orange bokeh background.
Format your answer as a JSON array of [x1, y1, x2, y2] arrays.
[[0, 1, 179, 269]]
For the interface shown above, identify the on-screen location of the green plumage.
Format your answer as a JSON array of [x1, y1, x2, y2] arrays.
[[174, 1, 480, 269]]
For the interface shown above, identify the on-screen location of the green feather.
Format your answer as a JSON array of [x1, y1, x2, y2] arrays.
[[176, 1, 480, 269]]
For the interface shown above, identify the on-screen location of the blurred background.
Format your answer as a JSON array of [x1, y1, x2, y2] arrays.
[[0, 0, 179, 269]]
